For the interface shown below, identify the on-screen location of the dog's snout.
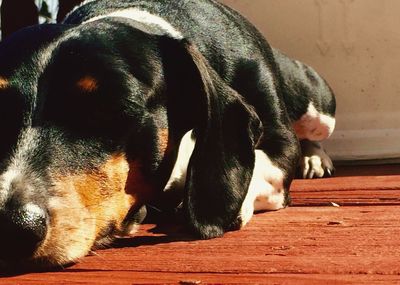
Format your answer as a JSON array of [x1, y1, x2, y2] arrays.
[[0, 203, 48, 260]]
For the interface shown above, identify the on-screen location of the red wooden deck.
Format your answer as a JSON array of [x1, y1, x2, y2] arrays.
[[1, 165, 400, 284]]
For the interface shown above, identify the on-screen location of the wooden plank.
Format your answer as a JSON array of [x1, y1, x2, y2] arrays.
[[2, 272, 400, 285], [291, 166, 400, 206], [292, 175, 400, 192], [291, 188, 400, 206], [72, 206, 400, 275], [1, 206, 399, 284], [334, 164, 400, 177], [0, 165, 399, 284]]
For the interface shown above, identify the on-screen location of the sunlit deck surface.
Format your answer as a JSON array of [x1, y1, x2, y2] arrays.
[[1, 165, 399, 284]]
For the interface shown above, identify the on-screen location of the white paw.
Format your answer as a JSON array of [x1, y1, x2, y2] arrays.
[[293, 103, 336, 141], [239, 150, 286, 227], [300, 141, 334, 179]]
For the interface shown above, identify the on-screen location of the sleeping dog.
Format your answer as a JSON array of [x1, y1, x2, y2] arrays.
[[0, 0, 335, 268]]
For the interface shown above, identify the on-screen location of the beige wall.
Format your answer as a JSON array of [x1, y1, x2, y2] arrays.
[[221, 0, 400, 161]]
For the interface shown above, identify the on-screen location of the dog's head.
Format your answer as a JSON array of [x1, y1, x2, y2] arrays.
[[0, 18, 262, 268]]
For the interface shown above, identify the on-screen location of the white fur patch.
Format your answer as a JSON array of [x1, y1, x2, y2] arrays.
[[65, 0, 100, 18], [120, 223, 140, 237], [83, 8, 183, 39], [1, 169, 19, 191], [0, 169, 19, 203], [164, 130, 196, 192], [23, 203, 45, 216], [77, 0, 97, 7], [293, 103, 336, 141], [239, 150, 286, 227], [14, 127, 40, 158], [0, 127, 40, 200]]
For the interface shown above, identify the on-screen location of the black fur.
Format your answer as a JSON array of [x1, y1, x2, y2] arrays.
[[0, 0, 335, 265], [272, 48, 336, 121], [62, 0, 301, 238]]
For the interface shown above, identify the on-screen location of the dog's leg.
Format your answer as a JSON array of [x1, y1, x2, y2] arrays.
[[165, 129, 290, 230], [293, 103, 336, 179], [165, 135, 290, 228], [239, 150, 286, 226], [273, 49, 336, 180], [231, 59, 301, 228], [238, 140, 334, 227], [300, 140, 335, 179]]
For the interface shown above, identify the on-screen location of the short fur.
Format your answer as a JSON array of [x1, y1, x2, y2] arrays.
[[0, 0, 335, 269]]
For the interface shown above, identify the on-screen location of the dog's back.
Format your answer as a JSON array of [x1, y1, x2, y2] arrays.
[[64, 0, 278, 83]]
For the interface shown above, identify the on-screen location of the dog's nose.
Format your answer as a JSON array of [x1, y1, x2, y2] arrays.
[[0, 203, 48, 260]]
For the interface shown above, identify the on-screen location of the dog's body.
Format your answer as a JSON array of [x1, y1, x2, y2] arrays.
[[0, 0, 335, 268]]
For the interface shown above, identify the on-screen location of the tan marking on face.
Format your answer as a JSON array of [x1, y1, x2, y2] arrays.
[[77, 75, 98, 92], [34, 154, 156, 266], [74, 154, 135, 235], [158, 128, 169, 155], [125, 160, 156, 204], [0, 77, 9, 89]]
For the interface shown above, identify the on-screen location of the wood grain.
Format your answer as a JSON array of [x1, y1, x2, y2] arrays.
[[0, 165, 399, 284]]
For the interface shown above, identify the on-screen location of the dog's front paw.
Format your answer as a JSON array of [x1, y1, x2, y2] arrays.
[[300, 140, 335, 179], [239, 150, 286, 227]]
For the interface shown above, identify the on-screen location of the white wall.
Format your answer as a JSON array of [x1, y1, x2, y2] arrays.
[[221, 0, 400, 161]]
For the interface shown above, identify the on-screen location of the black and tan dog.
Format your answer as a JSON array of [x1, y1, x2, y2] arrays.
[[0, 0, 335, 268]]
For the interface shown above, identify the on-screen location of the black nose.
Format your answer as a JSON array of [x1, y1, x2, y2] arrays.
[[0, 204, 48, 260]]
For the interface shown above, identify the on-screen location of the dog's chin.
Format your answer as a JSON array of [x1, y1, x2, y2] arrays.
[[0, 230, 99, 272], [0, 229, 132, 273], [0, 257, 75, 273], [25, 218, 134, 271], [1, 201, 143, 270]]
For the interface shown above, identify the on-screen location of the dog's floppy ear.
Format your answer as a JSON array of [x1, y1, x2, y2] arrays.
[[160, 38, 263, 239]]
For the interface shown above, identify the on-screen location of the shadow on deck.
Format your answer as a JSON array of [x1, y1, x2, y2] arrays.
[[1, 165, 399, 284]]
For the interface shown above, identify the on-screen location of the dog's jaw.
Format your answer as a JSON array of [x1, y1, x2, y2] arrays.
[[34, 183, 97, 266], [35, 153, 147, 266], [1, 147, 146, 267]]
